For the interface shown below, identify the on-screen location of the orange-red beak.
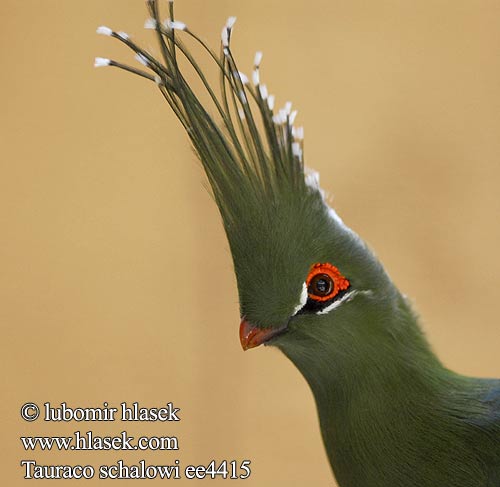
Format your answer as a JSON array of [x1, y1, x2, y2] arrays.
[[239, 318, 287, 350]]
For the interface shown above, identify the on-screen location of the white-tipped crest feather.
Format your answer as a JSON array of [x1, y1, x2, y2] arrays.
[[292, 142, 302, 159], [94, 57, 111, 67], [96, 26, 113, 36], [144, 18, 157, 29], [168, 20, 186, 30], [226, 16, 237, 29], [135, 53, 149, 66], [293, 126, 304, 140], [304, 168, 320, 190], [254, 51, 263, 67], [252, 69, 260, 86], [237, 71, 249, 84], [221, 27, 229, 47]]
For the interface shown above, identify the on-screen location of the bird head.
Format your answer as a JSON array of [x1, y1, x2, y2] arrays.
[[96, 0, 399, 367], [230, 174, 391, 350]]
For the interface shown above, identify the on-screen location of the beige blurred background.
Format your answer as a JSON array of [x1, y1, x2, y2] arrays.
[[2, 0, 500, 485]]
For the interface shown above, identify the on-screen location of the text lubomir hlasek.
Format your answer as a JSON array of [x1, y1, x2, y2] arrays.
[[43, 402, 180, 422]]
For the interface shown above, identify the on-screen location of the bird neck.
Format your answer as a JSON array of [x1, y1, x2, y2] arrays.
[[285, 295, 458, 486], [297, 293, 446, 402]]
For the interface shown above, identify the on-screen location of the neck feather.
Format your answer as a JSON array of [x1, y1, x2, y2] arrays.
[[279, 295, 465, 486]]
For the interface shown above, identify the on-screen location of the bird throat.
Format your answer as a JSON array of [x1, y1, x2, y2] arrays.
[[277, 302, 451, 487]]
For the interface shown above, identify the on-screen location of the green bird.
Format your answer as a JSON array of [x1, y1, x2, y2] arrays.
[[96, 2, 500, 485]]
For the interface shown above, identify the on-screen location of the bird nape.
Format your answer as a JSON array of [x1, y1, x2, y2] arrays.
[[95, 2, 500, 486]]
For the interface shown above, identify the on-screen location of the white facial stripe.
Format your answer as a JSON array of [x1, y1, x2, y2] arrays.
[[317, 289, 373, 315], [292, 282, 308, 316], [292, 282, 372, 316]]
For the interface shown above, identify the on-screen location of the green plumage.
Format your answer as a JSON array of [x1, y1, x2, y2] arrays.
[[97, 2, 500, 485]]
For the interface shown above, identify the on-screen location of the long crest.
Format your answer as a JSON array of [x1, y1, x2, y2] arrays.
[[95, 0, 309, 230]]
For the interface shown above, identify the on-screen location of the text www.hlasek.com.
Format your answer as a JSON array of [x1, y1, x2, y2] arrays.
[[21, 431, 178, 451]]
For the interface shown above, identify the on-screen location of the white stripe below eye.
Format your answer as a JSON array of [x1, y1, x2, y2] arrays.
[[317, 289, 373, 315], [292, 282, 308, 316]]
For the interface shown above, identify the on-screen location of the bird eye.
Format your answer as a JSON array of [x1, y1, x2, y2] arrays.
[[306, 263, 350, 302], [309, 274, 333, 296]]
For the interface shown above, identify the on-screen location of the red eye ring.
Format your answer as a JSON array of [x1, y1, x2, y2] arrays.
[[306, 263, 350, 302]]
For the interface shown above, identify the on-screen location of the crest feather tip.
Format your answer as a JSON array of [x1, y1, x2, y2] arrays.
[[94, 57, 111, 67], [96, 26, 113, 36]]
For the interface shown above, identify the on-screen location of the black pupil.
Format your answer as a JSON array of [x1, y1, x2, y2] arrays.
[[310, 274, 333, 296]]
